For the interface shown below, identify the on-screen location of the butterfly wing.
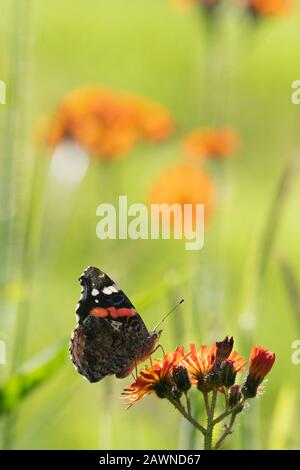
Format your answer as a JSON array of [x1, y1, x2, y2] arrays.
[[70, 266, 154, 382]]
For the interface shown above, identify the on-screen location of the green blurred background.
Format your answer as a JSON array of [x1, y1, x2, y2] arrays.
[[1, 0, 300, 450]]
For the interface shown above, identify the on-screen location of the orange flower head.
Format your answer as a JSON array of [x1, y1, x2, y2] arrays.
[[183, 339, 246, 391], [123, 347, 185, 407], [150, 164, 215, 227], [242, 345, 275, 398], [46, 87, 174, 161], [242, 0, 293, 16], [182, 343, 216, 392], [131, 97, 174, 143], [183, 128, 240, 161]]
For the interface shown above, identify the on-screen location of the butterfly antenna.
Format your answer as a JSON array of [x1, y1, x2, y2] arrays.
[[153, 299, 184, 332]]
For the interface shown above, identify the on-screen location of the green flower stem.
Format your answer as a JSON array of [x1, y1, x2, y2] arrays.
[[203, 392, 210, 418], [204, 424, 213, 450], [224, 388, 229, 412], [213, 400, 245, 426], [168, 392, 242, 450], [204, 390, 218, 450], [168, 396, 206, 435], [214, 412, 237, 450], [185, 392, 191, 417], [210, 389, 217, 417]]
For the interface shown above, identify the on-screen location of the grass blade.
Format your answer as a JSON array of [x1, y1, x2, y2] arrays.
[[0, 341, 68, 415]]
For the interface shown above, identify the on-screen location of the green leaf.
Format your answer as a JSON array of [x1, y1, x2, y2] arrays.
[[0, 341, 68, 415]]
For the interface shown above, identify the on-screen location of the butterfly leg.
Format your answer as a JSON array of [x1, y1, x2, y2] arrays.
[[131, 361, 138, 381], [150, 343, 165, 360]]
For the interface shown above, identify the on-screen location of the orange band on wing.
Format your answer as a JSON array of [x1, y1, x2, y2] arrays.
[[90, 307, 109, 317], [107, 307, 136, 318], [90, 307, 136, 318]]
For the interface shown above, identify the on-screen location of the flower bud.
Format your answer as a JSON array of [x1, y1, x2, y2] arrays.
[[154, 379, 173, 399], [220, 359, 237, 387], [172, 365, 191, 393], [205, 368, 222, 389], [216, 336, 234, 364], [229, 385, 243, 411], [242, 346, 275, 399]]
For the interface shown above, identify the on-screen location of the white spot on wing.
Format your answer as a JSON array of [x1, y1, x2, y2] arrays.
[[102, 285, 119, 295], [91, 288, 99, 296], [102, 286, 112, 295]]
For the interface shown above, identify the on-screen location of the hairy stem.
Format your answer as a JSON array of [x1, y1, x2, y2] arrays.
[[168, 396, 206, 435], [204, 389, 218, 450], [185, 392, 191, 417], [224, 388, 229, 412], [214, 412, 237, 450], [203, 392, 210, 418], [213, 400, 245, 426]]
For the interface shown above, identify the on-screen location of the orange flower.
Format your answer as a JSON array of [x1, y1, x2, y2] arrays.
[[227, 351, 248, 373], [183, 339, 247, 391], [183, 343, 216, 384], [242, 0, 293, 16], [183, 128, 240, 161], [150, 164, 215, 225], [123, 347, 185, 407], [131, 97, 174, 143], [47, 87, 174, 160], [242, 346, 275, 398]]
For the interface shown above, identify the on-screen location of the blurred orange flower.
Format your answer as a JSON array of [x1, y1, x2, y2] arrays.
[[183, 128, 240, 161], [131, 97, 174, 143], [150, 164, 215, 224], [242, 0, 293, 16], [47, 87, 174, 160]]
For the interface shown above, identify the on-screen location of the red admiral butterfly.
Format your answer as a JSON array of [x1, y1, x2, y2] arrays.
[[70, 266, 162, 382]]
